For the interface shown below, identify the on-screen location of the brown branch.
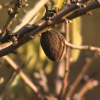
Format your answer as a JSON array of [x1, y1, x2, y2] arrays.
[[67, 0, 100, 19], [59, 0, 71, 98], [0, 0, 91, 57], [66, 52, 98, 99], [0, 0, 16, 10], [1, 33, 100, 57], [3, 55, 44, 99], [65, 40, 100, 52], [0, 72, 18, 99], [60, 24, 70, 98], [12, 0, 49, 33], [0, 0, 100, 57], [0, 0, 99, 44], [77, 78, 99, 99], [14, 0, 87, 38], [0, 0, 88, 43], [1, 0, 28, 37]]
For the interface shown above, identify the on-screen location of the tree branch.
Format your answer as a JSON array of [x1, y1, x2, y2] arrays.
[[0, 0, 89, 43], [1, 0, 28, 37], [59, 0, 70, 99], [66, 52, 98, 98], [0, 0, 100, 57], [77, 78, 99, 99], [0, 0, 16, 10], [67, 0, 100, 19], [65, 40, 100, 52], [3, 55, 44, 100], [12, 0, 49, 33]]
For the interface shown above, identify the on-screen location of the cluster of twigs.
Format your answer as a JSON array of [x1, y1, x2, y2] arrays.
[[0, 0, 100, 56], [0, 0, 100, 100]]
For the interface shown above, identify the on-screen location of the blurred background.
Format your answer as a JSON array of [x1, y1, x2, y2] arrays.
[[0, 0, 100, 100]]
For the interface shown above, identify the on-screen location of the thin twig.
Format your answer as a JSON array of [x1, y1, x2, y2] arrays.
[[1, 0, 27, 37], [0, 0, 16, 10], [3, 55, 44, 100], [1, 34, 100, 58], [0, 72, 18, 100], [59, 0, 70, 99], [67, 0, 100, 19], [66, 52, 98, 99], [12, 0, 49, 33], [0, 0, 88, 43], [60, 23, 70, 99], [65, 40, 100, 52], [0, 0, 100, 44], [0, 0, 100, 57], [77, 78, 99, 99]]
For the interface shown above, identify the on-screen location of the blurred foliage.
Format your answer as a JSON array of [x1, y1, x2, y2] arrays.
[[70, 17, 82, 62]]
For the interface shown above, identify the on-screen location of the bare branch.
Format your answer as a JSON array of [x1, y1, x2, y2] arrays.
[[77, 79, 99, 99], [65, 40, 100, 52], [59, 0, 70, 98], [0, 0, 88, 43], [13, 0, 49, 33], [1, 0, 28, 37], [0, 0, 16, 10], [66, 52, 98, 98], [3, 55, 44, 99], [0, 0, 99, 43], [0, 0, 100, 57], [67, 0, 100, 19], [0, 73, 18, 99]]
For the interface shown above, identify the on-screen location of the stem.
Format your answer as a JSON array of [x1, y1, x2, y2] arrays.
[[0, 73, 18, 99], [59, 0, 70, 99], [1, 0, 27, 37], [13, 0, 49, 33], [3, 55, 44, 100], [0, 0, 100, 56], [0, 0, 16, 10], [66, 52, 98, 99], [77, 79, 99, 99]]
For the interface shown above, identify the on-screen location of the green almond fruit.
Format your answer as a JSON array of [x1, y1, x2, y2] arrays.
[[40, 30, 65, 62]]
